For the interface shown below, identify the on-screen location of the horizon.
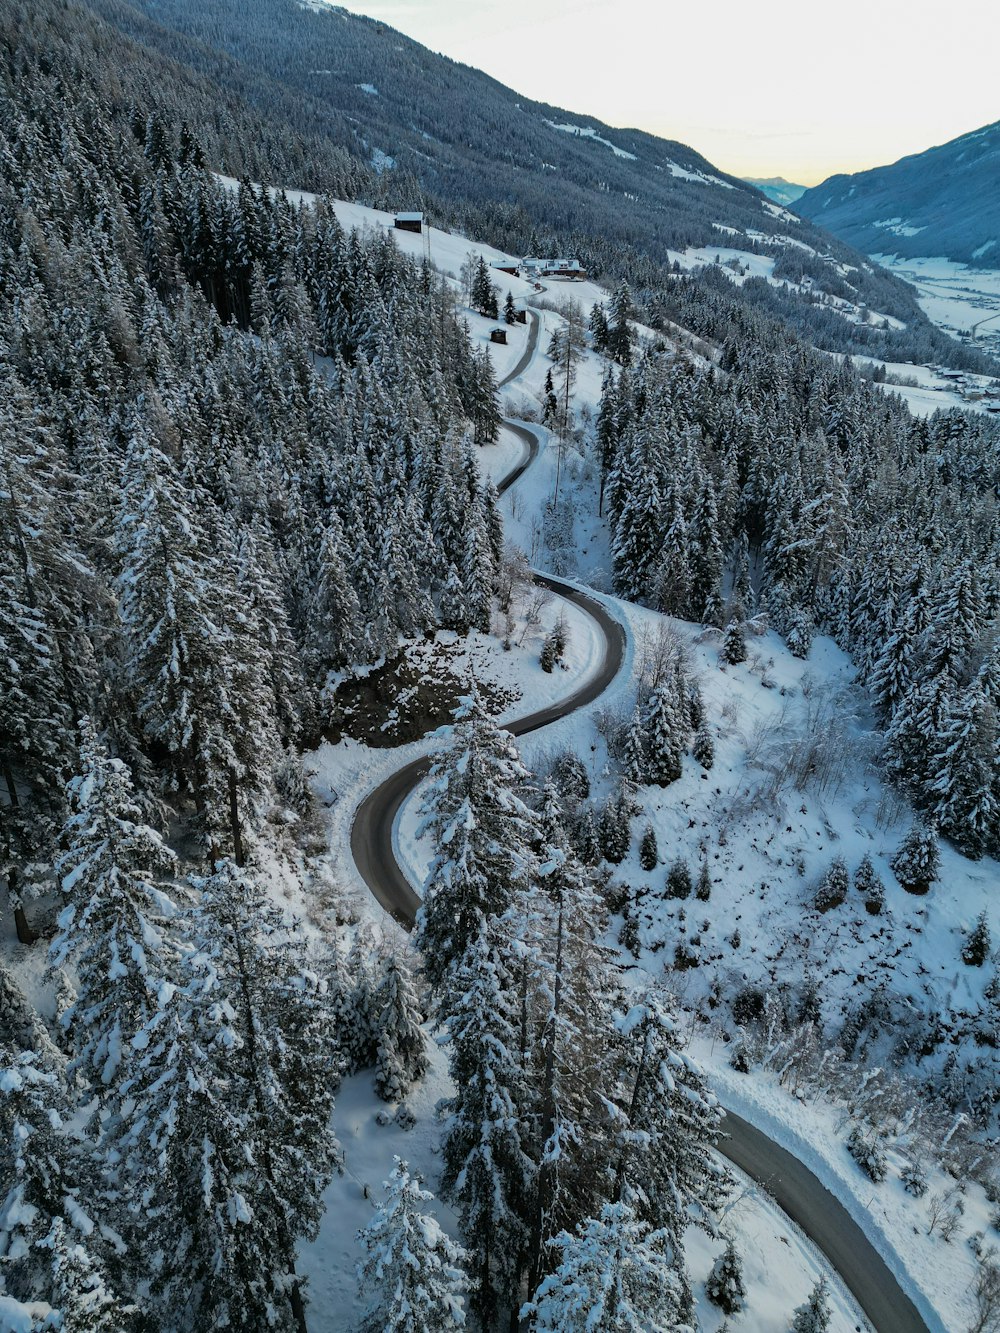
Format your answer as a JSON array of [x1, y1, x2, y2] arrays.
[[336, 0, 998, 185]]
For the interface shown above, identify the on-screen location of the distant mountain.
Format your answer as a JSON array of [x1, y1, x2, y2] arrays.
[[80, 0, 997, 369], [743, 177, 807, 206], [797, 121, 1000, 266]]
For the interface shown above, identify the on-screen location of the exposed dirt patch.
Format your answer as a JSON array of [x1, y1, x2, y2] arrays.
[[324, 636, 518, 747]]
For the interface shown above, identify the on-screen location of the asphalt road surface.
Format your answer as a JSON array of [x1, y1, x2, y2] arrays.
[[348, 325, 930, 1333]]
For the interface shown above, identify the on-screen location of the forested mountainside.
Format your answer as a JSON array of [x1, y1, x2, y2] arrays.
[[798, 120, 1000, 267], [599, 332, 1000, 866], [743, 177, 807, 206], [85, 0, 997, 373]]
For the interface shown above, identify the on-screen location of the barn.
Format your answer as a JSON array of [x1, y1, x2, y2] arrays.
[[394, 212, 424, 234]]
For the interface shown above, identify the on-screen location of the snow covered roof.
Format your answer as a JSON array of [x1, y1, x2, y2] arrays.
[[395, 212, 423, 222]]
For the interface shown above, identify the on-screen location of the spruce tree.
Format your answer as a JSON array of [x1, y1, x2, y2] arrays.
[[706, 1237, 747, 1315], [49, 720, 175, 1092], [720, 620, 747, 665], [962, 912, 992, 967], [522, 1202, 684, 1333], [357, 1158, 469, 1333], [373, 951, 429, 1103], [639, 825, 658, 872], [790, 1277, 832, 1333], [439, 920, 535, 1328], [890, 822, 940, 895], [415, 693, 537, 1004]]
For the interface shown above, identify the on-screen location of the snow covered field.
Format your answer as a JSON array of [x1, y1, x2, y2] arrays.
[[873, 252, 1000, 353]]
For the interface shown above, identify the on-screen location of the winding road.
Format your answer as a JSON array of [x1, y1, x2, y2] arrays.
[[348, 309, 930, 1333]]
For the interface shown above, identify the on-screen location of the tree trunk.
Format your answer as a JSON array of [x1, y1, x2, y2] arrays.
[[228, 766, 245, 868]]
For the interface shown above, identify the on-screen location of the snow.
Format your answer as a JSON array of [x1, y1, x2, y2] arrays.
[[696, 1056, 988, 1333], [663, 160, 735, 190], [356, 82, 378, 96], [872, 218, 926, 239], [545, 120, 637, 161], [873, 252, 1000, 351], [0, 1297, 53, 1333]]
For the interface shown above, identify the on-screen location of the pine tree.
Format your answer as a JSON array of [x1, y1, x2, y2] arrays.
[[692, 723, 715, 770], [644, 688, 685, 787], [606, 283, 635, 367], [357, 1158, 469, 1333], [890, 822, 940, 895], [49, 720, 175, 1091], [522, 1202, 684, 1333], [706, 1238, 747, 1315], [665, 858, 692, 900], [790, 1277, 832, 1333], [639, 825, 658, 871], [373, 951, 429, 1103], [504, 291, 516, 325], [611, 989, 726, 1252], [415, 693, 537, 1003], [695, 858, 712, 902], [470, 257, 498, 319], [814, 857, 849, 912], [720, 620, 747, 665], [854, 855, 885, 915], [439, 921, 535, 1327], [598, 793, 632, 865], [962, 911, 992, 967]]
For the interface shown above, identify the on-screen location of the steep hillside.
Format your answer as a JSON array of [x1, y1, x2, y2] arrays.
[[798, 120, 1000, 267], [743, 177, 807, 206], [83, 0, 998, 370]]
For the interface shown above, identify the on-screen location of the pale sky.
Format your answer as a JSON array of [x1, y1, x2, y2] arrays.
[[340, 0, 999, 185]]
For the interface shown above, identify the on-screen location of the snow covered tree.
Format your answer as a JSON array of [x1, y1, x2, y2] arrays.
[[0, 961, 61, 1067], [373, 951, 429, 1103], [606, 283, 635, 367], [790, 1277, 832, 1333], [692, 723, 715, 770], [357, 1158, 469, 1333], [43, 1219, 129, 1333], [814, 857, 849, 913], [0, 1049, 113, 1318], [719, 620, 747, 666], [963, 912, 992, 967], [639, 825, 658, 872], [439, 921, 535, 1327], [139, 857, 341, 1332], [415, 693, 538, 1005], [504, 291, 516, 325], [695, 858, 712, 902], [665, 859, 692, 900], [706, 1238, 747, 1315], [643, 688, 685, 787], [854, 855, 885, 915], [930, 685, 997, 858], [49, 720, 175, 1091], [470, 257, 499, 319], [611, 990, 726, 1252], [522, 1202, 686, 1333], [890, 822, 940, 895], [598, 792, 632, 865]]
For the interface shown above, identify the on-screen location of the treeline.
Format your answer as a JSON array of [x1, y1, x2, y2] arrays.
[[600, 334, 1000, 859], [1, 32, 501, 924]]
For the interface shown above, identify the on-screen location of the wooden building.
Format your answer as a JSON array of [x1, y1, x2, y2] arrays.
[[394, 212, 424, 234]]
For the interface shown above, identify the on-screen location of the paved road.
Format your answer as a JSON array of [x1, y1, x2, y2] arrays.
[[498, 307, 540, 387], [349, 332, 930, 1333]]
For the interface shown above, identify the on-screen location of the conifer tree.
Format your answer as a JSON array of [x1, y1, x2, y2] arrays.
[[439, 920, 535, 1327], [644, 688, 685, 787], [415, 694, 537, 1003], [706, 1238, 747, 1315], [962, 912, 992, 967], [639, 825, 658, 872], [373, 951, 429, 1103], [854, 855, 885, 915], [720, 620, 747, 666], [357, 1158, 469, 1333], [890, 822, 940, 895], [49, 721, 175, 1091], [522, 1202, 684, 1333], [790, 1277, 832, 1333], [504, 291, 516, 325]]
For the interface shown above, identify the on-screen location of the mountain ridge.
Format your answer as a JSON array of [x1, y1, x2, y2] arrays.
[[797, 119, 1000, 267]]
